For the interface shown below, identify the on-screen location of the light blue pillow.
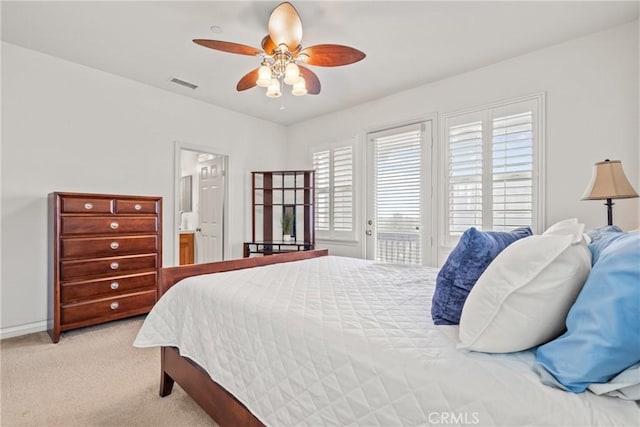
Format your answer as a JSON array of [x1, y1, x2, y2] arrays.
[[588, 229, 627, 265], [431, 226, 532, 325], [585, 225, 623, 242], [536, 232, 640, 392]]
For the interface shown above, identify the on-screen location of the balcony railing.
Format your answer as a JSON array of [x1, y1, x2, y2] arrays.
[[376, 232, 421, 265]]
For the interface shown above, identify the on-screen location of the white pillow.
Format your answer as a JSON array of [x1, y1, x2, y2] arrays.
[[458, 232, 591, 353], [543, 218, 585, 243]]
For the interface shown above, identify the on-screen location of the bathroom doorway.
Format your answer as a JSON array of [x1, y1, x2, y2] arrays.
[[175, 143, 228, 266]]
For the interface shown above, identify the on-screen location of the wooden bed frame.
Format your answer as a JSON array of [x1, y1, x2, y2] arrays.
[[157, 249, 329, 427]]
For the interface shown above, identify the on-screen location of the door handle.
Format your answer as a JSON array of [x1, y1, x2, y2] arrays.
[[365, 230, 373, 236], [196, 227, 202, 232]]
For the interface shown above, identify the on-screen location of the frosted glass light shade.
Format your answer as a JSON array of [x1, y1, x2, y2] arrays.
[[256, 65, 272, 87], [291, 76, 307, 96], [266, 78, 281, 98], [284, 63, 301, 85]]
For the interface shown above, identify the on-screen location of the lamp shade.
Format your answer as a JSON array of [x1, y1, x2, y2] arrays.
[[256, 65, 272, 88], [265, 78, 281, 98], [284, 63, 301, 85], [291, 76, 307, 96], [581, 160, 638, 200]]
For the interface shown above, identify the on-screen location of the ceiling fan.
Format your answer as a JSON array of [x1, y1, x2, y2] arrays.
[[193, 2, 366, 97]]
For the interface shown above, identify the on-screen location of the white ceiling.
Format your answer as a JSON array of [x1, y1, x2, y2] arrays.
[[2, 1, 638, 125]]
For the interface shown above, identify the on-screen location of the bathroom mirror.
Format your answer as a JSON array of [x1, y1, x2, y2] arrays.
[[179, 175, 193, 212]]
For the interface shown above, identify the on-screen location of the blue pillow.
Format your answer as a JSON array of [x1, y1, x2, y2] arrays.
[[431, 226, 532, 325], [585, 225, 623, 242], [536, 233, 640, 392], [588, 229, 627, 265]]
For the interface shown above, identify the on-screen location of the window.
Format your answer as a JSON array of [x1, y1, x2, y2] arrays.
[[443, 95, 544, 245], [312, 139, 355, 240]]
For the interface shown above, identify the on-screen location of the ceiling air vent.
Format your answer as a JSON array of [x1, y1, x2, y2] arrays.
[[169, 76, 198, 90]]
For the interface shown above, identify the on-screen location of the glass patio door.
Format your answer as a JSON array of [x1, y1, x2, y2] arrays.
[[365, 121, 432, 265]]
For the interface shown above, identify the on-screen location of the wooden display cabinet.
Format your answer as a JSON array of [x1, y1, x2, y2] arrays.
[[245, 170, 315, 257]]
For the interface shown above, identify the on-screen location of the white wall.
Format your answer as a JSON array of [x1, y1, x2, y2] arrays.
[[2, 21, 639, 338], [286, 21, 640, 261], [1, 42, 288, 336]]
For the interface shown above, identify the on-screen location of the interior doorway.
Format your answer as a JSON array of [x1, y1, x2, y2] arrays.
[[175, 143, 228, 266]]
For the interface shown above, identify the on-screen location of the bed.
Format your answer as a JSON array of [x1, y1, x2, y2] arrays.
[[134, 250, 639, 426]]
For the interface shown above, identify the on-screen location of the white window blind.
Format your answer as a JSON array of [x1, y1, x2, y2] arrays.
[[443, 95, 542, 244], [372, 126, 423, 265], [333, 146, 353, 231], [448, 121, 483, 235], [312, 150, 330, 231], [492, 112, 533, 231], [312, 140, 355, 240]]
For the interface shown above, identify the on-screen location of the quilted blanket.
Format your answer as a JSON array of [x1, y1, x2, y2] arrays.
[[134, 256, 639, 426]]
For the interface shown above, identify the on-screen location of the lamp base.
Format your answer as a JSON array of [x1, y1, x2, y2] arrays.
[[605, 198, 614, 226]]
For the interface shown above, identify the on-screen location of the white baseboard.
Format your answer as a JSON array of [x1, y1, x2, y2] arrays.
[[1, 320, 48, 340]]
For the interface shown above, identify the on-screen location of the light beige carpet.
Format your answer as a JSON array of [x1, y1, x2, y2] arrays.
[[1, 316, 216, 426]]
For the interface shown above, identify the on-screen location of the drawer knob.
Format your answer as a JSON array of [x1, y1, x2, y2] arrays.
[[110, 242, 119, 250], [110, 262, 119, 270], [110, 282, 119, 290], [134, 204, 142, 211], [84, 203, 93, 210], [110, 302, 119, 310], [110, 222, 119, 230]]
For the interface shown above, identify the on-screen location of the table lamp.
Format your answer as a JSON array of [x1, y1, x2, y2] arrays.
[[581, 159, 638, 226]]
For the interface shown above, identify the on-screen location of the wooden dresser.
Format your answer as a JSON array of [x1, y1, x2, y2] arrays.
[[48, 192, 162, 343]]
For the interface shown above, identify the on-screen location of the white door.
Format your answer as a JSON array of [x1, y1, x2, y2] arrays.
[[197, 156, 225, 262], [365, 121, 432, 265]]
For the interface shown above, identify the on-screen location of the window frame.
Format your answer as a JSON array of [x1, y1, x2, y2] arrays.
[[439, 93, 546, 251], [311, 137, 358, 242]]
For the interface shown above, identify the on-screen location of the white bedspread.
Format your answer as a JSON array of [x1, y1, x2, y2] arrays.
[[134, 256, 639, 426]]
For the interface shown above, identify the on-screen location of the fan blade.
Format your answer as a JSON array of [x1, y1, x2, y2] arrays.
[[261, 35, 277, 55], [193, 39, 262, 56], [268, 2, 303, 52], [237, 68, 259, 91], [298, 44, 366, 67], [298, 65, 321, 95]]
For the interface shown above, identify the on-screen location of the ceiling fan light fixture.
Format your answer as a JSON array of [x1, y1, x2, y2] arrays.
[[194, 2, 366, 98], [284, 62, 300, 85], [292, 76, 307, 96], [256, 64, 272, 87], [266, 78, 282, 98]]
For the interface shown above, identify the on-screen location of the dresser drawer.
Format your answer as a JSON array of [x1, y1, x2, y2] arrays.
[[115, 199, 158, 214], [61, 290, 156, 325], [61, 235, 158, 259], [61, 197, 113, 214], [61, 216, 157, 235], [61, 272, 157, 302], [60, 254, 157, 281]]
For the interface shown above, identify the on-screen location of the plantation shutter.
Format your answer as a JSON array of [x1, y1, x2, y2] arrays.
[[492, 112, 533, 230], [447, 120, 483, 237], [443, 96, 540, 245], [313, 150, 330, 231], [333, 146, 353, 231], [312, 140, 355, 239], [372, 125, 423, 264]]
